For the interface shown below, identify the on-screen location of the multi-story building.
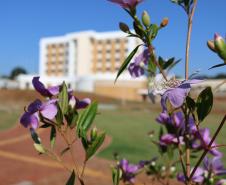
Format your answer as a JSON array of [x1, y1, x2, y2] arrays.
[[18, 30, 147, 101]]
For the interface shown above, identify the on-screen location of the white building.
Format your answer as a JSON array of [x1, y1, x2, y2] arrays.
[[18, 30, 147, 101]]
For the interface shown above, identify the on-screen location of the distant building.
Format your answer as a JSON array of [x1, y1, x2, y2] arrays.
[[17, 30, 226, 101], [0, 78, 19, 89], [18, 30, 147, 101]]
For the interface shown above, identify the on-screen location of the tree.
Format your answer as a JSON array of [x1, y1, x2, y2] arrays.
[[9, 67, 27, 80]]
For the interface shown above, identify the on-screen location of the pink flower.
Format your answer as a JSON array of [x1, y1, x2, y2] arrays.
[[108, 0, 143, 9]]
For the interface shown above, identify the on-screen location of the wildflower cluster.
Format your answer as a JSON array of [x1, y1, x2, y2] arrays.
[[18, 0, 226, 185], [110, 0, 226, 185], [20, 77, 105, 185]]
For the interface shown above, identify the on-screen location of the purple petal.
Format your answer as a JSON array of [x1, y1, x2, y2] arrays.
[[76, 98, 91, 109], [27, 99, 42, 113], [40, 101, 57, 120], [127, 164, 138, 173], [156, 112, 169, 124], [216, 179, 226, 185], [177, 173, 185, 182], [173, 111, 184, 127], [160, 134, 176, 145], [128, 63, 145, 78], [193, 167, 204, 183], [32, 77, 52, 97], [108, 0, 143, 8], [20, 112, 39, 129], [165, 87, 189, 108], [120, 159, 128, 172], [128, 49, 150, 78], [47, 85, 60, 96]]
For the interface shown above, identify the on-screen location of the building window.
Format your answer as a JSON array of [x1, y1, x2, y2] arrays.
[[115, 39, 120, 43]]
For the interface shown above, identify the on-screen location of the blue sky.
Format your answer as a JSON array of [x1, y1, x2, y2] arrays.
[[0, 0, 225, 77]]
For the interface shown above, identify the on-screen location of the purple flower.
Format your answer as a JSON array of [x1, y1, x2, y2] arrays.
[[20, 99, 57, 129], [108, 0, 143, 9], [177, 167, 204, 183], [192, 128, 222, 157], [32, 77, 59, 97], [160, 133, 184, 146], [156, 111, 170, 124], [161, 79, 202, 110], [128, 49, 150, 78], [216, 179, 226, 185], [68, 92, 91, 109], [203, 157, 226, 176], [156, 111, 185, 128], [118, 159, 139, 184]]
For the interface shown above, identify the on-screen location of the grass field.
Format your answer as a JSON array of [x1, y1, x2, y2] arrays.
[[95, 108, 226, 164], [0, 90, 226, 165]]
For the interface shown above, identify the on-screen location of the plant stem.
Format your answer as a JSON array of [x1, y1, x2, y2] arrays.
[[81, 160, 87, 178], [184, 110, 191, 179], [59, 129, 84, 184], [185, 0, 197, 80], [189, 114, 226, 180], [172, 116, 187, 179], [46, 149, 71, 172], [148, 45, 168, 81]]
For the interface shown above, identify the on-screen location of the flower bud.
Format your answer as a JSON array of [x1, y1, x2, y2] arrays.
[[214, 33, 226, 60], [91, 127, 97, 141], [69, 96, 76, 108], [119, 22, 130, 33], [160, 17, 169, 28], [142, 11, 151, 27], [207, 40, 216, 52], [34, 143, 46, 154]]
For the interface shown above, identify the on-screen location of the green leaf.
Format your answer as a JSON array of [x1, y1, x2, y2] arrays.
[[209, 63, 226, 70], [65, 109, 78, 129], [163, 57, 175, 69], [186, 96, 196, 113], [158, 56, 164, 68], [115, 45, 141, 83], [196, 87, 213, 122], [77, 102, 98, 138], [149, 24, 159, 40], [59, 82, 69, 115], [55, 103, 64, 126], [85, 132, 105, 160], [66, 170, 76, 185], [133, 21, 144, 38], [112, 168, 122, 185], [158, 127, 164, 141], [148, 55, 157, 73], [50, 126, 56, 148]]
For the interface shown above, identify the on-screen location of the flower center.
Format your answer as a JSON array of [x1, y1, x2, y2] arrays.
[[149, 77, 181, 95]]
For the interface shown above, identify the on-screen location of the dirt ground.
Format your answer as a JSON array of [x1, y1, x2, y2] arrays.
[[0, 124, 183, 185]]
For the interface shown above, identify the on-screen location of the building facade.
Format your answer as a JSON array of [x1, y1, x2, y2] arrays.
[[18, 30, 147, 101]]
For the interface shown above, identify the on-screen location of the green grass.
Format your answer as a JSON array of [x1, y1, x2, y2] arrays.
[[0, 110, 20, 130], [95, 108, 226, 164], [95, 109, 159, 162]]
